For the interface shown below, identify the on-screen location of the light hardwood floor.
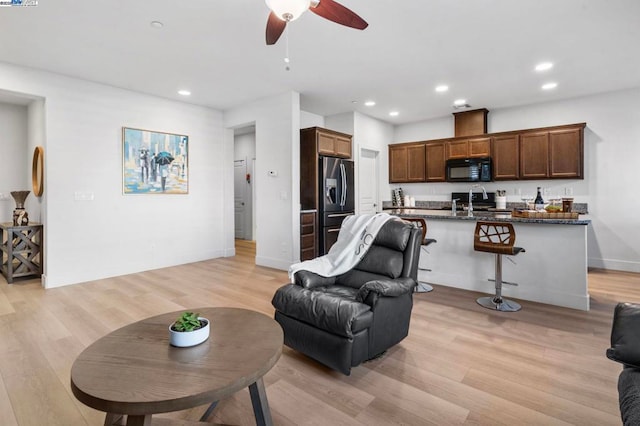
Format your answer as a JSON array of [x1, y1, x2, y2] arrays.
[[0, 240, 634, 425]]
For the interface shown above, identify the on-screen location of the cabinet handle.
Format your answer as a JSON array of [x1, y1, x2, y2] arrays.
[[327, 229, 341, 233]]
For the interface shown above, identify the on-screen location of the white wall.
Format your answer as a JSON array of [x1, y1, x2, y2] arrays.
[[224, 91, 301, 269], [353, 112, 394, 211], [26, 98, 46, 224], [0, 102, 28, 222], [325, 112, 354, 136], [391, 88, 640, 273], [0, 61, 225, 288], [300, 110, 324, 129]]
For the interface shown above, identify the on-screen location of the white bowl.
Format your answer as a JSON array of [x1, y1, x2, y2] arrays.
[[169, 317, 210, 347]]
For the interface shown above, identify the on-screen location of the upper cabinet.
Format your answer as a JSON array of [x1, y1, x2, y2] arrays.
[[389, 143, 426, 183], [519, 124, 585, 180], [447, 137, 491, 159], [492, 134, 520, 180], [425, 142, 446, 182], [304, 127, 352, 159], [453, 108, 489, 137], [390, 141, 446, 183], [549, 126, 583, 178], [520, 131, 550, 179], [389, 122, 585, 183]]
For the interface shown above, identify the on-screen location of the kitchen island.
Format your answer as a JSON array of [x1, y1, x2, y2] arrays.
[[386, 209, 591, 310]]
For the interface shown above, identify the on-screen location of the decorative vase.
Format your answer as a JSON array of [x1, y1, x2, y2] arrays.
[[169, 317, 210, 347], [11, 191, 30, 226]]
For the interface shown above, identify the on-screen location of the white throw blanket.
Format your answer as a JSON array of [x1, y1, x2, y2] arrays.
[[288, 212, 397, 280]]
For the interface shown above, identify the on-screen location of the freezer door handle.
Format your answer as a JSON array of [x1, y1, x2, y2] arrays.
[[340, 163, 347, 207]]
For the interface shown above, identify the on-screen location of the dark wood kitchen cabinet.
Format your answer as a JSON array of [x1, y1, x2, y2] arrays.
[[300, 211, 317, 261], [425, 142, 446, 181], [302, 127, 352, 159], [549, 126, 583, 178], [447, 137, 491, 159], [520, 131, 550, 179], [518, 123, 584, 179], [388, 122, 585, 183], [389, 142, 426, 183], [492, 134, 520, 180]]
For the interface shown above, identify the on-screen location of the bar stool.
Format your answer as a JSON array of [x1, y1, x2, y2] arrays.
[[474, 221, 525, 312], [403, 218, 436, 293]]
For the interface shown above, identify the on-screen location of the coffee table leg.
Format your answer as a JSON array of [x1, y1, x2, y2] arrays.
[[125, 414, 152, 426], [199, 401, 219, 422], [104, 413, 125, 425], [249, 378, 273, 426]]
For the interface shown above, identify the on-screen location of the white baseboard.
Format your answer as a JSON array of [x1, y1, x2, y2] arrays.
[[589, 257, 640, 273], [255, 255, 290, 272]]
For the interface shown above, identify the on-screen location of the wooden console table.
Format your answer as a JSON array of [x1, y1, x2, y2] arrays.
[[0, 222, 43, 284]]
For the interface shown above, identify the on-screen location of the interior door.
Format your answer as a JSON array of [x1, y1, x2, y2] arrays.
[[358, 148, 379, 214], [234, 160, 247, 239]]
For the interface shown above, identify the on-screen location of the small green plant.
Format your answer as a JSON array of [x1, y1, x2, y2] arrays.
[[172, 312, 205, 332]]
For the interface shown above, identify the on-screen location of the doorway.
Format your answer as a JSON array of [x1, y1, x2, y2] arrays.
[[233, 125, 256, 244], [358, 148, 380, 214]]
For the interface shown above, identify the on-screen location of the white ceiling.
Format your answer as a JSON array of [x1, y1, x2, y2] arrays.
[[1, 0, 639, 124]]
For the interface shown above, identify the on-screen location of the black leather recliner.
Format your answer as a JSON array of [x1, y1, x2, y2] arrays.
[[271, 219, 422, 375], [607, 302, 640, 425]]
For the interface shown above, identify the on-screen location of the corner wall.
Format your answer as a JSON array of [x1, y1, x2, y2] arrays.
[[0, 102, 28, 222], [0, 61, 225, 288], [224, 91, 301, 269]]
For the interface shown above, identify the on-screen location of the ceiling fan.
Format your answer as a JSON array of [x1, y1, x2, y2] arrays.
[[265, 0, 368, 45]]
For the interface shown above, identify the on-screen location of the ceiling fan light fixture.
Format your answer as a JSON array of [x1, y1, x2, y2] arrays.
[[265, 0, 310, 21]]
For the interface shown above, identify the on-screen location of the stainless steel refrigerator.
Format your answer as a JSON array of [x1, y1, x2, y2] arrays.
[[319, 156, 354, 255]]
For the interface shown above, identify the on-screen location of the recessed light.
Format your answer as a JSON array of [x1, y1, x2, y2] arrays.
[[535, 62, 554, 72], [453, 99, 467, 106], [178, 90, 191, 96], [389, 111, 399, 117], [364, 101, 376, 107], [435, 85, 449, 93], [150, 21, 164, 29], [541, 82, 558, 90]]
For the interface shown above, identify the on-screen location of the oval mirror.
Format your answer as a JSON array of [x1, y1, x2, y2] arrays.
[[32, 146, 44, 196]]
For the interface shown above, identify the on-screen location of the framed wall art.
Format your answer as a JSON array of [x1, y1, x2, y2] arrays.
[[122, 127, 189, 194]]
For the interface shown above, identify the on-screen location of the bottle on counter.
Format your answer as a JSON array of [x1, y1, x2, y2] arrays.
[[534, 187, 545, 211]]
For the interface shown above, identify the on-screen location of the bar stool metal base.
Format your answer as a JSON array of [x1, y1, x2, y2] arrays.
[[476, 296, 521, 312]]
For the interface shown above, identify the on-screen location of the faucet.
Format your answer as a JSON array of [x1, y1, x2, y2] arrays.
[[468, 185, 488, 216]]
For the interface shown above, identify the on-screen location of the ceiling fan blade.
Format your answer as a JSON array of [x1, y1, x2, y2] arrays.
[[266, 11, 287, 45], [310, 0, 368, 30]]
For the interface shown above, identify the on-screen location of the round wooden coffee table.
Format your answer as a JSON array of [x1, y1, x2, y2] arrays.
[[71, 307, 283, 426]]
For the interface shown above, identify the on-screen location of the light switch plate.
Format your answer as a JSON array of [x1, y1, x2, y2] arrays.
[[74, 191, 95, 201]]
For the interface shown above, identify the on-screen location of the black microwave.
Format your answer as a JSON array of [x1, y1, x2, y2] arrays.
[[445, 157, 492, 182]]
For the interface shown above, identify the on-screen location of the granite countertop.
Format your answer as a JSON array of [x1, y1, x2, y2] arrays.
[[385, 208, 591, 225]]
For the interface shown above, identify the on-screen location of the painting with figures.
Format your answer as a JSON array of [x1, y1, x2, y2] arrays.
[[122, 127, 188, 194]]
